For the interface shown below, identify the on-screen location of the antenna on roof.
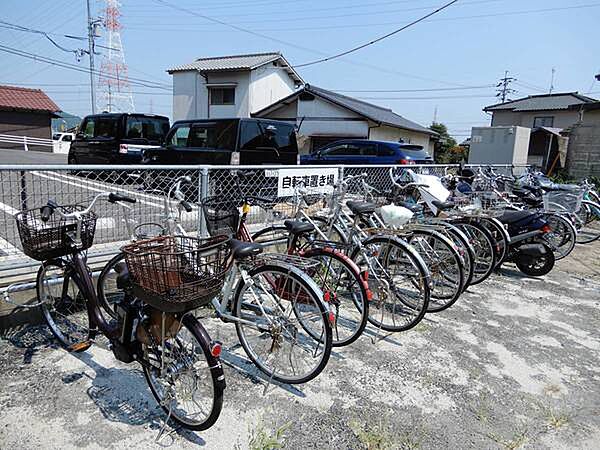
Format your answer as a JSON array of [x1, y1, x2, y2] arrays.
[[549, 67, 556, 94]]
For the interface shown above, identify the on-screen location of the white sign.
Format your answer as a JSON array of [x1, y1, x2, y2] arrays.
[[277, 168, 338, 197]]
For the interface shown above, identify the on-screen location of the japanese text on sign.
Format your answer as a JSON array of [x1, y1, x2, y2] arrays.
[[277, 168, 338, 197]]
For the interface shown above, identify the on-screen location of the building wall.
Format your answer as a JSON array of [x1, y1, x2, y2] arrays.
[[0, 110, 52, 152], [172, 71, 200, 121], [469, 126, 530, 165], [566, 110, 600, 178], [249, 64, 296, 114], [491, 109, 581, 129], [369, 125, 433, 154]]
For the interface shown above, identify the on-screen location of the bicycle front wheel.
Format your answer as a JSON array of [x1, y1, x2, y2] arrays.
[[542, 213, 577, 260], [233, 263, 333, 384], [37, 259, 91, 349], [143, 314, 224, 431], [575, 201, 600, 244], [96, 252, 127, 320]]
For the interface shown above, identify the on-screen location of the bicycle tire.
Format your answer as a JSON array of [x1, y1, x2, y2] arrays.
[[452, 220, 496, 285], [303, 247, 369, 347], [541, 213, 577, 260], [407, 229, 464, 312], [436, 222, 476, 292], [37, 259, 91, 349], [575, 201, 600, 244], [96, 252, 126, 320], [307, 216, 349, 244], [251, 226, 291, 254], [233, 263, 333, 384], [478, 217, 509, 268], [143, 314, 225, 431], [351, 235, 430, 332]]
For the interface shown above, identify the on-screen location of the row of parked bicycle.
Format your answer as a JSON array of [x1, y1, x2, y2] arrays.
[[9, 165, 599, 432]]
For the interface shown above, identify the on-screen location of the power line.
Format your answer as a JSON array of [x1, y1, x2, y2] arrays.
[[333, 85, 494, 93], [496, 71, 517, 103], [356, 94, 494, 100], [0, 44, 171, 90]]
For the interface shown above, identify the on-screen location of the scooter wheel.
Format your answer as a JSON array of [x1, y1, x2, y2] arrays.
[[515, 244, 555, 276]]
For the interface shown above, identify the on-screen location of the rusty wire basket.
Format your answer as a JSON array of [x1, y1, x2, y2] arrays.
[[122, 235, 231, 312], [15, 205, 97, 261]]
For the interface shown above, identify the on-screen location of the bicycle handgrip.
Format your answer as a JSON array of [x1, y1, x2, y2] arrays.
[[40, 205, 54, 222], [180, 201, 193, 213], [108, 193, 137, 204]]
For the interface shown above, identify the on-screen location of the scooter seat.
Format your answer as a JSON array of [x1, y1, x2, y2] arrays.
[[398, 201, 424, 213], [229, 239, 263, 259], [346, 201, 377, 215], [432, 200, 455, 211], [498, 210, 534, 225], [284, 220, 315, 236]]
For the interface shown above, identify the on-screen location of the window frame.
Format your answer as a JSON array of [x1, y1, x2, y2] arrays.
[[533, 116, 555, 128], [168, 124, 191, 147], [209, 87, 236, 106]]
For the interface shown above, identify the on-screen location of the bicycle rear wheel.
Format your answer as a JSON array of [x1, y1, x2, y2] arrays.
[[233, 263, 333, 384], [437, 222, 476, 291], [37, 259, 91, 349], [541, 213, 576, 260], [143, 314, 224, 431], [575, 201, 600, 244], [452, 220, 496, 285], [96, 252, 126, 320], [352, 236, 430, 332]]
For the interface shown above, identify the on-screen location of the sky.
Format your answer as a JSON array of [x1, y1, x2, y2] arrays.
[[1, 0, 599, 140]]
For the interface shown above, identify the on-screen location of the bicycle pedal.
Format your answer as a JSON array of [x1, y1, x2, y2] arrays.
[[68, 340, 93, 353]]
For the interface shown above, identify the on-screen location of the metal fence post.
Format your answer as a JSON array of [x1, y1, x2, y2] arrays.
[[339, 165, 344, 185], [19, 170, 27, 210], [23, 136, 28, 152], [198, 167, 209, 237]]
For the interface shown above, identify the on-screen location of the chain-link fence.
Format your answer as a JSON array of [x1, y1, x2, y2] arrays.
[[0, 163, 526, 273]]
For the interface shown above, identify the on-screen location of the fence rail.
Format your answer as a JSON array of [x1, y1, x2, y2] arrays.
[[0, 134, 53, 151], [0, 163, 527, 274]]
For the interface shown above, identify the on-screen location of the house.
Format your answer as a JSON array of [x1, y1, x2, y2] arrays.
[[167, 52, 303, 121], [481, 92, 598, 172], [252, 84, 438, 154], [565, 101, 600, 178], [483, 92, 597, 129], [0, 85, 60, 152]]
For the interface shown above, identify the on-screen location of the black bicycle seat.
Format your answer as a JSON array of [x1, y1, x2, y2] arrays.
[[229, 239, 263, 259], [346, 201, 377, 215], [432, 200, 455, 211], [498, 210, 533, 225], [284, 220, 315, 236], [397, 201, 424, 213]]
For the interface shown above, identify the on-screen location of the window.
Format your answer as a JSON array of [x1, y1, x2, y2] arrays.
[[359, 143, 378, 156], [94, 117, 117, 138], [82, 119, 95, 138], [169, 125, 190, 147], [210, 87, 235, 105], [533, 116, 554, 128], [378, 145, 396, 156], [188, 120, 237, 149], [239, 121, 296, 152], [126, 116, 170, 143], [52, 133, 61, 141], [324, 145, 350, 156], [62, 135, 72, 142]]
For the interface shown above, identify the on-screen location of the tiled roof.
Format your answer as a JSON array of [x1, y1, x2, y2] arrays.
[[484, 92, 597, 112], [0, 85, 60, 112], [254, 84, 436, 136]]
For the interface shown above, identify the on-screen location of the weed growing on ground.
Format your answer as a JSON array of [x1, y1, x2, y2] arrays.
[[248, 420, 292, 450], [349, 418, 394, 450], [543, 384, 562, 396]]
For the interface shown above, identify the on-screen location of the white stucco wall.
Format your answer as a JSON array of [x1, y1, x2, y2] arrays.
[[173, 71, 201, 121], [296, 97, 368, 137], [249, 64, 296, 114], [369, 125, 432, 151], [491, 109, 581, 129]]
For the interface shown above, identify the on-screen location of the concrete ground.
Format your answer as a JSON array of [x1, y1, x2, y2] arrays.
[[0, 243, 599, 449], [0, 148, 67, 165]]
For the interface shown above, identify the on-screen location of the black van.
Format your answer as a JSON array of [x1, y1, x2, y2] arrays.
[[68, 113, 170, 165], [142, 118, 298, 166]]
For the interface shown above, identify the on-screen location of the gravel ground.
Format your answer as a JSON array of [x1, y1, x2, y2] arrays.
[[0, 243, 599, 449]]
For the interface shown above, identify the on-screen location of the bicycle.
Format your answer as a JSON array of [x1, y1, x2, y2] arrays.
[[13, 192, 226, 431]]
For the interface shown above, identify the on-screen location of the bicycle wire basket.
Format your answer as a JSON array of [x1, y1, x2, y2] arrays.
[[202, 196, 240, 236], [542, 190, 584, 213], [15, 205, 97, 261], [121, 235, 231, 313]]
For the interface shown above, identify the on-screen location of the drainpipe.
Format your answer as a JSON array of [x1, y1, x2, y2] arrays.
[[368, 122, 382, 139]]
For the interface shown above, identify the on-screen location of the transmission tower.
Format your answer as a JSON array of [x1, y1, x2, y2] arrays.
[[496, 70, 517, 103], [97, 0, 135, 113]]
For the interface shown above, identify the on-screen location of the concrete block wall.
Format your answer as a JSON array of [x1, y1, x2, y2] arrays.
[[566, 111, 600, 178]]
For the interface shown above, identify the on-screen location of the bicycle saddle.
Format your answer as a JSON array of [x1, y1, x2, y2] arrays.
[[346, 201, 377, 215], [229, 239, 263, 259], [497, 210, 533, 225], [431, 200, 455, 211], [114, 262, 131, 290], [284, 220, 315, 236]]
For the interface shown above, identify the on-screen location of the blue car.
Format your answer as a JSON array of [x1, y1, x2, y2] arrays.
[[300, 139, 433, 165]]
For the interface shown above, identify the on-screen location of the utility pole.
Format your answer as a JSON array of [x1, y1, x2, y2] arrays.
[[433, 105, 438, 124], [496, 70, 517, 103], [549, 67, 556, 94], [86, 0, 96, 114]]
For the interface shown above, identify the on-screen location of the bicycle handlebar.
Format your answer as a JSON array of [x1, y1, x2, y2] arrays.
[[108, 193, 137, 204], [41, 192, 136, 222]]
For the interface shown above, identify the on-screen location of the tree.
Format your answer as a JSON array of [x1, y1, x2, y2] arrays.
[[429, 122, 461, 163]]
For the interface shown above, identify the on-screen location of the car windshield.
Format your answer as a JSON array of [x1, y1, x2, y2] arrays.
[[52, 133, 61, 140], [125, 116, 170, 144]]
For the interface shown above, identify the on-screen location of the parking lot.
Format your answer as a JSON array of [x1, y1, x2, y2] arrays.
[[0, 241, 598, 449]]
